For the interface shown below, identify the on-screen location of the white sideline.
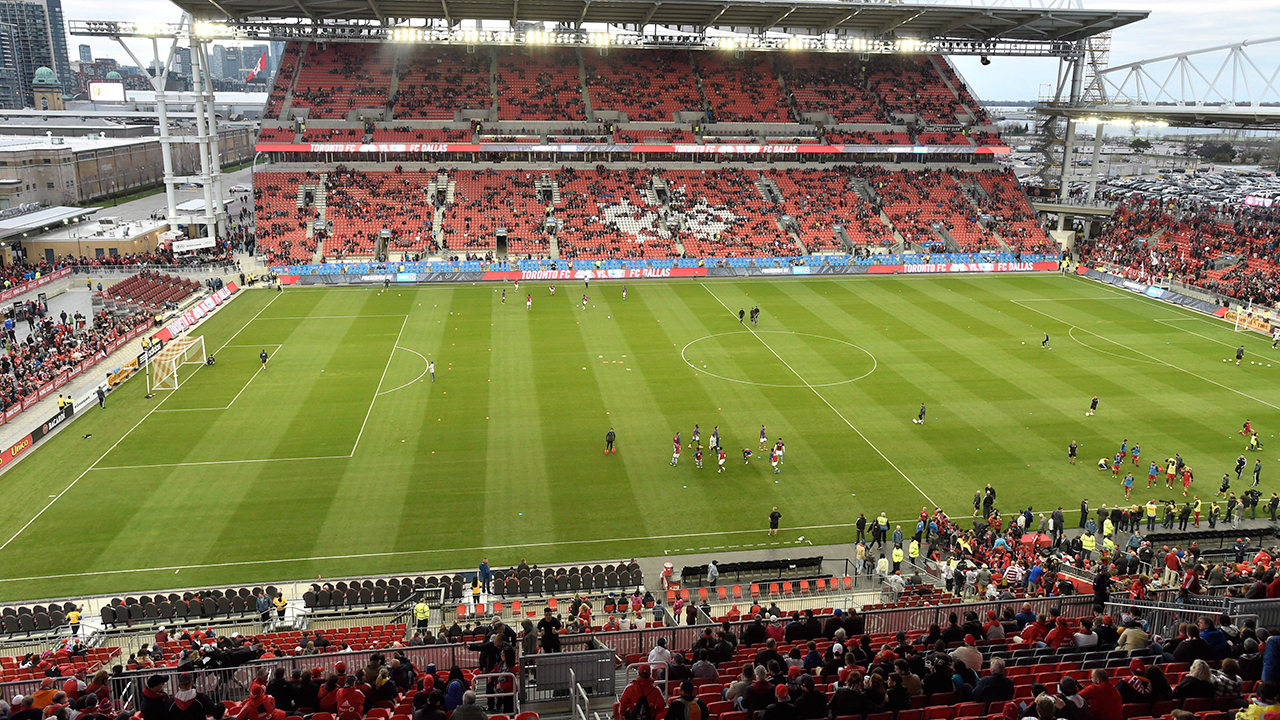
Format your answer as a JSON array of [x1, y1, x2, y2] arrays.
[[698, 283, 937, 507], [0, 292, 283, 553]]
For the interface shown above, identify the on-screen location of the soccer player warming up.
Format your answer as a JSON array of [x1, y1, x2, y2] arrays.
[[914, 403, 926, 424], [260, 349, 269, 370], [1087, 395, 1098, 416], [1068, 440, 1078, 464], [742, 448, 752, 465], [605, 428, 616, 454], [759, 425, 767, 450], [670, 433, 681, 466], [717, 447, 726, 473], [694, 446, 703, 469], [771, 447, 780, 474]]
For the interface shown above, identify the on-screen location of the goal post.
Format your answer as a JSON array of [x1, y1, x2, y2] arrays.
[[148, 336, 206, 392]]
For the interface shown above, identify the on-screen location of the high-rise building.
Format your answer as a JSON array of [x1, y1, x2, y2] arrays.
[[0, 23, 20, 109], [220, 46, 240, 80], [77, 42, 88, 63], [210, 44, 227, 79], [173, 46, 190, 77], [242, 44, 267, 69], [269, 41, 284, 71], [0, 0, 61, 106]]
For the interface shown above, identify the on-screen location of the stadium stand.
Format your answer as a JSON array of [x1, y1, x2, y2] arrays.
[[258, 127, 297, 143], [877, 170, 995, 251], [323, 169, 438, 259], [370, 128, 470, 143], [393, 46, 493, 119], [290, 44, 395, 119], [697, 54, 790, 123], [494, 49, 586, 121], [0, 309, 150, 414], [779, 54, 883, 123], [254, 171, 319, 264], [1082, 196, 1280, 305], [584, 50, 703, 122], [554, 167, 674, 260], [442, 170, 547, 254], [868, 56, 966, 124], [100, 272, 202, 313], [264, 44, 301, 119], [765, 168, 893, 252]]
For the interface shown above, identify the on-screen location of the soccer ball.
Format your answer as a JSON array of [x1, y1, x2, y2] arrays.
[[1022, 342, 1025, 345], [797, 535, 806, 543]]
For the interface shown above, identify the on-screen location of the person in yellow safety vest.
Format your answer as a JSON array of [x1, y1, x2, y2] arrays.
[[413, 598, 431, 633], [1081, 530, 1096, 561], [1102, 517, 1114, 538], [1103, 535, 1117, 555], [66, 606, 81, 637], [891, 545, 904, 572], [908, 538, 920, 563], [272, 592, 287, 622]]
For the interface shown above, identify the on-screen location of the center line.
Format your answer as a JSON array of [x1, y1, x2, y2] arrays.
[[699, 284, 935, 506]]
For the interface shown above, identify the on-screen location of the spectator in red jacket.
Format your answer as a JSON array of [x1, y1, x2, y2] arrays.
[[619, 665, 665, 720], [335, 675, 366, 717], [1079, 669, 1123, 720], [317, 675, 340, 713], [236, 684, 284, 720]]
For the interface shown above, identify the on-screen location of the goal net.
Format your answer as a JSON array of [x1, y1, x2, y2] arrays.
[[148, 336, 206, 392], [1228, 303, 1280, 337]]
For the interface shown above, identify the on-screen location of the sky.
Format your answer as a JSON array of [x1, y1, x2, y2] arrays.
[[63, 0, 1280, 102]]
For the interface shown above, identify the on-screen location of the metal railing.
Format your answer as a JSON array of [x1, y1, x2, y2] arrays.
[[520, 636, 614, 703], [1104, 599, 1260, 640], [471, 671, 519, 713], [570, 668, 590, 720]]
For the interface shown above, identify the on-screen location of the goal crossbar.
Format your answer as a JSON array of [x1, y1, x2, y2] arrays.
[[148, 336, 206, 392]]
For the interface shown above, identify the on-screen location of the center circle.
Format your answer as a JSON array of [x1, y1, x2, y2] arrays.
[[681, 331, 877, 388]]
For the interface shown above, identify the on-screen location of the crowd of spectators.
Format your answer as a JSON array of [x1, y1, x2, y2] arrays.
[[1079, 196, 1280, 306], [0, 303, 148, 412]]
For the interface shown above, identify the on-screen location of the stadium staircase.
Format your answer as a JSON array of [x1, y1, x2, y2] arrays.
[[578, 51, 594, 120], [957, 179, 1012, 251], [277, 42, 306, 120]]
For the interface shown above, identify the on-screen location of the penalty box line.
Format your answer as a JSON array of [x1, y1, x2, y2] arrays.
[[0, 291, 284, 553], [698, 284, 937, 507], [1011, 299, 1280, 413], [154, 344, 284, 412], [94, 314, 409, 469]]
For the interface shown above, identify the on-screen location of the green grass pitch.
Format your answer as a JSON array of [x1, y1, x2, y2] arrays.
[[0, 274, 1276, 601]]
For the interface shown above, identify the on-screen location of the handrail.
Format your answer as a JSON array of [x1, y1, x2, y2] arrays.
[[471, 671, 519, 714]]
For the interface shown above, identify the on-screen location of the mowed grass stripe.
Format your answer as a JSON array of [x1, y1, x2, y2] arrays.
[[390, 288, 491, 557], [525, 288, 652, 547], [484, 287, 555, 548], [0, 279, 1277, 600]]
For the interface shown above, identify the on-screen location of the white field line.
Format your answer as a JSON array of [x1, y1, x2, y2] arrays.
[[350, 315, 409, 456], [1012, 299, 1280, 412], [376, 346, 430, 396], [0, 508, 1105, 585], [154, 344, 283, 412], [93, 454, 350, 471], [1153, 318, 1244, 350], [254, 315, 410, 319], [0, 291, 283, 553], [699, 283, 936, 507]]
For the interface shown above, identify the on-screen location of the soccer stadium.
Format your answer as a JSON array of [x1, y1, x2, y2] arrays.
[[0, 2, 1279, 720]]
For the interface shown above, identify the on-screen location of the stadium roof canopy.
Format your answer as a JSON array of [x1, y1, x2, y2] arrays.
[[160, 0, 1147, 44]]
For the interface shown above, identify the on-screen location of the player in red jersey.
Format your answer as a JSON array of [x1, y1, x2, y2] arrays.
[[717, 447, 726, 474], [770, 448, 780, 474], [670, 433, 681, 466], [694, 446, 703, 469]]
